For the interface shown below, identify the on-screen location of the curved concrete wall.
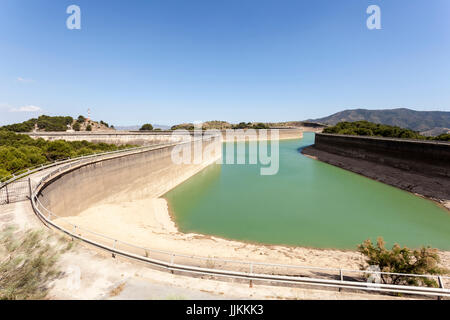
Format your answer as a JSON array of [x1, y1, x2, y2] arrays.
[[28, 129, 303, 146], [37, 138, 222, 217], [314, 133, 450, 178], [28, 131, 190, 146]]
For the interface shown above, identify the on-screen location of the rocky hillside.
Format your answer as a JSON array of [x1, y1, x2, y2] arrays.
[[0, 115, 115, 132], [310, 108, 450, 135]]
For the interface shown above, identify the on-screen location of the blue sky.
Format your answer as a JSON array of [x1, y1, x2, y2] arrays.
[[0, 0, 449, 126]]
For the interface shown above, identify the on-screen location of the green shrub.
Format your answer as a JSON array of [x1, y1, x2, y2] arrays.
[[323, 121, 448, 141], [86, 124, 92, 131], [0, 227, 73, 300], [76, 115, 86, 123], [0, 131, 136, 175], [358, 237, 446, 287], [140, 124, 153, 131], [72, 122, 80, 131], [435, 133, 450, 141]]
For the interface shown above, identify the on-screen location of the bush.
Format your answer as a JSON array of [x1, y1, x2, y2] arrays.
[[251, 122, 270, 129], [358, 237, 445, 287], [0, 227, 73, 300], [86, 124, 92, 132], [0, 131, 136, 175], [324, 121, 433, 140], [140, 124, 153, 131], [76, 115, 86, 123], [435, 133, 450, 141], [72, 122, 80, 131]]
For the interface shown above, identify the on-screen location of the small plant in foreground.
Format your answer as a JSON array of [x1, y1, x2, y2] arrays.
[[0, 227, 72, 300], [358, 237, 446, 287]]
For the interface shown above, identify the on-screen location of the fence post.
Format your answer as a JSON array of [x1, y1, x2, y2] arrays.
[[437, 276, 444, 300], [249, 263, 253, 288], [5, 183, 9, 204], [28, 177, 32, 199], [112, 240, 117, 258], [339, 269, 343, 292]]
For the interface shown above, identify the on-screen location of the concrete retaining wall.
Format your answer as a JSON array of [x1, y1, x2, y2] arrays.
[[28, 131, 189, 146], [27, 129, 303, 146], [37, 137, 222, 217], [313, 133, 450, 178]]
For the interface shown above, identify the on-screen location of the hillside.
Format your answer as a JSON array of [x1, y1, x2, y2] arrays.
[[310, 108, 450, 134], [170, 121, 271, 130], [323, 121, 449, 141], [0, 115, 114, 132]]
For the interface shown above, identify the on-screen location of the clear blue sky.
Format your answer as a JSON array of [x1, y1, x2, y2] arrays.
[[1, 0, 449, 126]]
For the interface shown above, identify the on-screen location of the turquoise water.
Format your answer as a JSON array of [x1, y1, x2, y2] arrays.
[[165, 133, 450, 250]]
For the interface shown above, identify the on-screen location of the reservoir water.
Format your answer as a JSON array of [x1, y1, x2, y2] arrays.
[[165, 133, 450, 250]]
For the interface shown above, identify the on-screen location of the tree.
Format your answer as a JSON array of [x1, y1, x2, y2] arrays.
[[140, 124, 153, 131], [251, 122, 269, 129], [0, 131, 136, 177], [72, 122, 81, 131], [86, 124, 92, 131], [357, 237, 446, 287], [77, 115, 86, 123]]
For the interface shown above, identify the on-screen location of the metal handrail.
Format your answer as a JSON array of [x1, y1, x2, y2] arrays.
[[29, 140, 450, 298]]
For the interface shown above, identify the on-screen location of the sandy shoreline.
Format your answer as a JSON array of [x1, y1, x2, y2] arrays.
[[54, 195, 450, 278]]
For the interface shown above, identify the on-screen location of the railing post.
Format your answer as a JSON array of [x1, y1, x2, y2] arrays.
[[339, 269, 343, 292], [438, 276, 444, 300], [5, 183, 9, 204], [28, 177, 32, 199], [170, 254, 175, 274], [112, 240, 117, 258], [72, 225, 76, 241], [249, 263, 253, 288]]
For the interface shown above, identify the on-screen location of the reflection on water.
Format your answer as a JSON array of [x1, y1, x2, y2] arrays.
[[165, 133, 450, 250]]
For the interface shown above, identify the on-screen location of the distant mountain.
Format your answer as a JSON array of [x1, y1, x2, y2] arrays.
[[309, 108, 450, 134]]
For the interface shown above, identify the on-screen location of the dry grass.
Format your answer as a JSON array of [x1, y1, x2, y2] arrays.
[[0, 226, 73, 300], [109, 282, 126, 297]]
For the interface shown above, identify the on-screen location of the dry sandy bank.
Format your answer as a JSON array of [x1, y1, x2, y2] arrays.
[[53, 196, 450, 284]]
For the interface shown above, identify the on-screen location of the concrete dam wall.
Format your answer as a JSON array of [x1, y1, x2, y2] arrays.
[[312, 133, 450, 178], [37, 137, 222, 217], [27, 131, 190, 146], [27, 128, 303, 146], [302, 133, 450, 207]]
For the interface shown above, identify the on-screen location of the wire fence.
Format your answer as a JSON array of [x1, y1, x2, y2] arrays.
[[0, 179, 30, 205], [27, 139, 450, 298]]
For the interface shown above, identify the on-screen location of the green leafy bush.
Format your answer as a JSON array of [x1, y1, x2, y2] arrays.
[[76, 115, 86, 123], [358, 237, 446, 287], [140, 124, 153, 131], [72, 122, 80, 131], [324, 121, 449, 141], [0, 130, 135, 180], [0, 227, 74, 300], [0, 115, 74, 132]]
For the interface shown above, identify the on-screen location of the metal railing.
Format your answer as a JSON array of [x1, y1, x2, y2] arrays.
[[29, 140, 450, 298]]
